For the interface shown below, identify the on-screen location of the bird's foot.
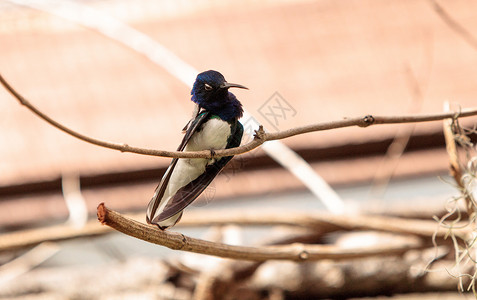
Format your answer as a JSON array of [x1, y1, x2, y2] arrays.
[[253, 125, 266, 140], [209, 149, 216, 158]]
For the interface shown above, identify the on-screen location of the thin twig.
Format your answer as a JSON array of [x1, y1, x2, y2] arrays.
[[96, 204, 455, 262], [2, 73, 477, 159]]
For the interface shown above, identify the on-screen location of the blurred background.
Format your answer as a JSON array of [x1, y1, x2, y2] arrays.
[[1, 0, 477, 299]]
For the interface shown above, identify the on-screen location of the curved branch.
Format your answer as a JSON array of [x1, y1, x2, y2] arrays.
[[97, 203, 425, 261], [2, 73, 477, 159]]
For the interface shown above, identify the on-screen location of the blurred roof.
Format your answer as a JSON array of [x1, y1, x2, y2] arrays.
[[1, 0, 477, 225]]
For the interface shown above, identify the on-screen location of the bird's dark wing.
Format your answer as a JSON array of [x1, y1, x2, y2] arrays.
[[151, 120, 244, 223], [146, 111, 210, 224], [177, 109, 209, 152]]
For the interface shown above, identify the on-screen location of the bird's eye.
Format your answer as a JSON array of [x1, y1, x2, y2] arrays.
[[204, 83, 213, 91]]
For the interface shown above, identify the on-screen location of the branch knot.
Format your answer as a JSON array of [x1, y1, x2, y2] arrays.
[[359, 115, 375, 127], [292, 243, 310, 261], [120, 143, 129, 152], [172, 232, 188, 250]]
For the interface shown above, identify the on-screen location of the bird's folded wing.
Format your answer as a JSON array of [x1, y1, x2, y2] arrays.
[[146, 111, 210, 223], [177, 110, 209, 152], [151, 162, 225, 222]]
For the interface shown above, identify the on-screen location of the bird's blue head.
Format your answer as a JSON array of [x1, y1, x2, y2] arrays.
[[191, 70, 246, 122]]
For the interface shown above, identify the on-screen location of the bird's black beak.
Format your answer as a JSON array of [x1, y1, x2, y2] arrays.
[[220, 82, 248, 90]]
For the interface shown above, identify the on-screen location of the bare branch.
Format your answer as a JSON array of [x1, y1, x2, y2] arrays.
[[2, 73, 477, 159], [0, 73, 221, 158], [96, 203, 465, 262]]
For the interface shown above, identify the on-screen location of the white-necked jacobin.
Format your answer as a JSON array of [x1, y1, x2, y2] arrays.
[[146, 70, 246, 230]]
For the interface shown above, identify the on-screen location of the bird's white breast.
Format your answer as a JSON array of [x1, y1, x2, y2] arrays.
[[186, 118, 231, 152]]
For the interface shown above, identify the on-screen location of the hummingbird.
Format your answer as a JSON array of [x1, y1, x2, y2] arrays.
[[146, 70, 246, 230]]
